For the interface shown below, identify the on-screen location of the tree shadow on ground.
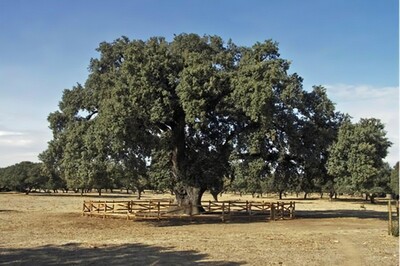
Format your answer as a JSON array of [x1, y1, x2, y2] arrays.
[[0, 242, 244, 266], [296, 209, 388, 220], [0, 209, 20, 213], [328, 198, 392, 206], [21, 193, 137, 199], [141, 215, 275, 227]]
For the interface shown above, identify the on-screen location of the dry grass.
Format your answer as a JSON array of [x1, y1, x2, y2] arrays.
[[0, 191, 398, 265]]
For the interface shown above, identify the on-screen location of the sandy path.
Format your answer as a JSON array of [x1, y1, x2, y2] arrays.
[[339, 235, 363, 266]]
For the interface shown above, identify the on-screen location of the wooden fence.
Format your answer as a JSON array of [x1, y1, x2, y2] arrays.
[[388, 200, 399, 235], [82, 199, 295, 222]]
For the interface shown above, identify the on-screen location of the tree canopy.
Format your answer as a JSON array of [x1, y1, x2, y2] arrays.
[[0, 161, 47, 193], [390, 162, 399, 197], [40, 34, 391, 210], [327, 118, 392, 201]]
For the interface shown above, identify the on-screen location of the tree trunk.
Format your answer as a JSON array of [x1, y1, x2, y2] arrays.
[[210, 190, 219, 202], [169, 109, 209, 214], [279, 190, 283, 200], [304, 192, 308, 199], [369, 193, 376, 204], [329, 191, 334, 201], [169, 110, 207, 214], [97, 188, 102, 196], [174, 186, 206, 215]]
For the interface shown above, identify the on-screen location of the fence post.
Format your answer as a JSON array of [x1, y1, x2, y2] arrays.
[[157, 201, 161, 220], [249, 202, 252, 216], [126, 201, 130, 220], [277, 202, 281, 219], [270, 203, 275, 221], [222, 202, 225, 222], [289, 201, 295, 219], [388, 200, 392, 235], [293, 202, 296, 218]]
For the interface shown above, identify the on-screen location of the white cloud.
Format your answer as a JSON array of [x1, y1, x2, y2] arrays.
[[0, 138, 34, 147], [325, 84, 399, 167], [325, 84, 398, 101], [0, 129, 50, 167], [0, 130, 24, 137], [0, 130, 33, 147]]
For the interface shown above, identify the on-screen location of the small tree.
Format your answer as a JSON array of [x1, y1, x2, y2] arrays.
[[390, 162, 399, 198], [327, 118, 392, 202]]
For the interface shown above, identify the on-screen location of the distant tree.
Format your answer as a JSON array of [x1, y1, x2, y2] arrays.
[[231, 158, 267, 198], [263, 86, 343, 199], [39, 132, 67, 192], [327, 118, 392, 202], [230, 161, 248, 196], [296, 86, 344, 199], [270, 154, 300, 199], [390, 162, 399, 197], [0, 162, 48, 193], [0, 167, 10, 191], [148, 150, 175, 194]]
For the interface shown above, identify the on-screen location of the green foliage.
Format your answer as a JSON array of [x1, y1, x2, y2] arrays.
[[390, 162, 399, 196], [327, 118, 392, 195], [0, 161, 48, 193], [231, 158, 268, 196], [40, 33, 389, 202]]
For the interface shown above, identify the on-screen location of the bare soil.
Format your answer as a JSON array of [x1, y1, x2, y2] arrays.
[[0, 192, 398, 265]]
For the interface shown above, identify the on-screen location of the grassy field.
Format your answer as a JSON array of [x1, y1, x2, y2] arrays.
[[0, 191, 398, 265]]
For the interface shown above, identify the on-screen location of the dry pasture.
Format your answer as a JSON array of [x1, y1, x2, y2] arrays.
[[0, 192, 398, 265]]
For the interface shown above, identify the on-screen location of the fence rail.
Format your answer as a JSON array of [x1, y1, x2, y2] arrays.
[[82, 199, 295, 222]]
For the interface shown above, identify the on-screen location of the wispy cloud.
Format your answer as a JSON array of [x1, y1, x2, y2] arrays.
[[325, 84, 398, 102], [0, 128, 50, 167], [0, 130, 32, 147], [0, 130, 24, 137], [325, 84, 399, 166], [0, 138, 34, 147]]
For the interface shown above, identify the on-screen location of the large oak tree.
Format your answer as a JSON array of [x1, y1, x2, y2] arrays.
[[41, 34, 342, 212]]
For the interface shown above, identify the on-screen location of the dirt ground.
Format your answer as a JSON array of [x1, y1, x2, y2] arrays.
[[0, 191, 398, 265]]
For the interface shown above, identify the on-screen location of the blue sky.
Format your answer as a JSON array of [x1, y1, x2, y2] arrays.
[[0, 0, 398, 167]]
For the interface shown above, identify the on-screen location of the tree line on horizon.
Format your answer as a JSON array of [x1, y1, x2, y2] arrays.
[[0, 34, 398, 209]]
